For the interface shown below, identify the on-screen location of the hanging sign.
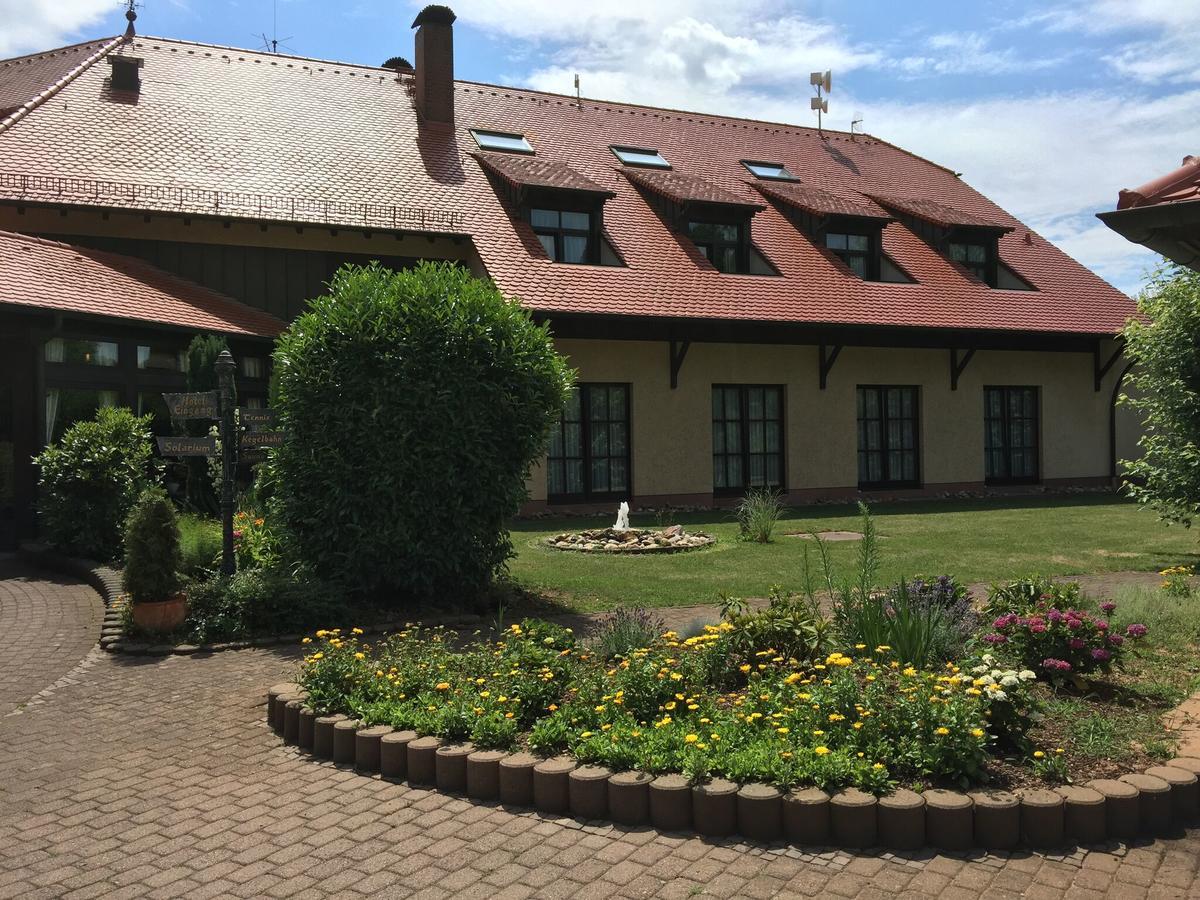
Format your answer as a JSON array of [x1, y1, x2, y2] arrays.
[[163, 391, 219, 420], [240, 430, 284, 450], [156, 435, 217, 457], [237, 408, 278, 431]]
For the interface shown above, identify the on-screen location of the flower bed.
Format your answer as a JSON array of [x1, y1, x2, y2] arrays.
[[545, 526, 714, 553]]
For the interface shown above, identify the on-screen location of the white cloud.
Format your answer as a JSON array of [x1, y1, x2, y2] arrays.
[[0, 0, 114, 57], [892, 31, 1068, 78]]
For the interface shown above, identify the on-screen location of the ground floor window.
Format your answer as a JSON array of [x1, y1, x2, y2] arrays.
[[547, 383, 630, 501], [712, 385, 784, 494], [985, 386, 1039, 483], [857, 385, 920, 488], [45, 388, 120, 443]]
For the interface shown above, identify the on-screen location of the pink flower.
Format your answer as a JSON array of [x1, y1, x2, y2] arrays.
[[1066, 617, 1082, 630], [1042, 658, 1073, 673], [1100, 601, 1116, 614], [1107, 634, 1124, 647], [1029, 623, 1046, 633], [1094, 620, 1108, 632], [983, 633, 1008, 644], [1047, 609, 1063, 623], [1126, 623, 1148, 638], [1068, 638, 1086, 650], [1092, 648, 1111, 662]]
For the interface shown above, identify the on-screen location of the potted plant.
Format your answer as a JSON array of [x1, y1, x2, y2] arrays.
[[123, 488, 187, 632]]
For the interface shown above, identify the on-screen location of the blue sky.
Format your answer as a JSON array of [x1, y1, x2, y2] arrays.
[[6, 0, 1200, 295]]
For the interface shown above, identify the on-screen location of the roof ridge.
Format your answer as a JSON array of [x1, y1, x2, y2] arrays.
[[0, 37, 114, 67], [133, 35, 399, 73], [0, 35, 123, 135]]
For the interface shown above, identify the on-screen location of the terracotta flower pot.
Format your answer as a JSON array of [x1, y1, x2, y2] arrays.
[[131, 593, 188, 633]]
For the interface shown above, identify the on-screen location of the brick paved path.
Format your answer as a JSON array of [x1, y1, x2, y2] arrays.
[[1, 571, 1199, 898], [0, 558, 103, 716]]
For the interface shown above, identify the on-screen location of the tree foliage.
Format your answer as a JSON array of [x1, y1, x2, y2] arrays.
[[34, 407, 162, 561], [1121, 264, 1200, 526], [122, 488, 182, 603], [270, 262, 573, 603]]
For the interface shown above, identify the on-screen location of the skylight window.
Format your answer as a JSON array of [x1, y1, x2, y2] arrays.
[[742, 160, 796, 181], [470, 129, 534, 154], [610, 146, 670, 169]]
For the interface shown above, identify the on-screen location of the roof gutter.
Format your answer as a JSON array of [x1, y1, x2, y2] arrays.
[[1097, 200, 1200, 272]]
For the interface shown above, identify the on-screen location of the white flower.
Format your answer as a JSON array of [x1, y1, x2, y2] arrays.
[[1018, 670, 1036, 681], [1000, 675, 1019, 687], [971, 664, 989, 675], [990, 689, 1008, 701]]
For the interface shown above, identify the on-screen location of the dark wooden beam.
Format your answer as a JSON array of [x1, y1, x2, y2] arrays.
[[819, 342, 842, 390], [950, 348, 976, 391], [1094, 342, 1124, 392], [669, 339, 691, 389]]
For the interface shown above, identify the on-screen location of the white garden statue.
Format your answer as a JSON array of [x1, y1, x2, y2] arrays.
[[613, 501, 630, 531]]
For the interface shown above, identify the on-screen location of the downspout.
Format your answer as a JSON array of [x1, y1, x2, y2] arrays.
[[1109, 360, 1136, 483]]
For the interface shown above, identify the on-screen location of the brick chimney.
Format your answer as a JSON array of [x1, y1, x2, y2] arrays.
[[412, 5, 456, 127]]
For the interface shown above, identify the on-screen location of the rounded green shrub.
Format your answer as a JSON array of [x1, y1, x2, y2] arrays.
[[34, 407, 162, 561], [122, 488, 182, 603], [270, 261, 573, 603]]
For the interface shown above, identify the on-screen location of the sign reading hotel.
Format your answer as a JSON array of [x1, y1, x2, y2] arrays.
[[163, 391, 219, 420]]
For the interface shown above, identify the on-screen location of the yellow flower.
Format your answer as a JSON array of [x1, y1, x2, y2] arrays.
[[354, 652, 365, 660], [739, 664, 751, 674], [776, 727, 789, 735], [684, 734, 699, 744], [872, 763, 885, 771], [315, 630, 328, 638], [814, 746, 830, 756], [480, 690, 490, 698], [351, 627, 363, 635], [435, 682, 450, 691], [971, 728, 985, 738], [301, 637, 311, 644], [547, 703, 558, 711], [1033, 750, 1045, 759], [581, 731, 594, 738], [310, 652, 323, 660], [935, 727, 949, 736], [852, 722, 864, 730], [784, 673, 802, 685]]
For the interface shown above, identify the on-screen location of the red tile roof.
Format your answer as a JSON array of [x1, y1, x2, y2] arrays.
[[474, 151, 614, 198], [867, 193, 1013, 232], [0, 38, 116, 118], [621, 167, 766, 212], [1117, 155, 1200, 210], [0, 230, 285, 337], [754, 180, 891, 221], [0, 33, 1137, 336]]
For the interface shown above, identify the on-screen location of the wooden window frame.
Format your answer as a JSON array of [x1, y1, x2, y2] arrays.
[[824, 229, 879, 280], [856, 385, 921, 489], [531, 208, 595, 264], [687, 219, 748, 274], [946, 228, 999, 286], [711, 384, 786, 497], [984, 386, 1041, 485], [546, 383, 632, 503]]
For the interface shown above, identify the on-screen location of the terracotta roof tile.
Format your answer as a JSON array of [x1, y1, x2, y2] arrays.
[[621, 167, 766, 212], [867, 193, 1013, 232], [754, 180, 891, 220], [0, 230, 284, 337], [0, 34, 1136, 336], [1117, 155, 1200, 210], [474, 151, 614, 197], [0, 39, 115, 116]]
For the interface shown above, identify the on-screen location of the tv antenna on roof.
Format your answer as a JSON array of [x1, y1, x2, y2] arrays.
[[256, 0, 294, 55], [810, 69, 831, 137], [574, 73, 582, 108], [850, 110, 863, 140]]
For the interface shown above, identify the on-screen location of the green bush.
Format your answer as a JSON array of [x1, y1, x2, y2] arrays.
[[178, 514, 222, 578], [34, 407, 162, 561], [590, 607, 666, 660], [122, 489, 182, 603], [271, 261, 573, 603], [182, 566, 342, 643]]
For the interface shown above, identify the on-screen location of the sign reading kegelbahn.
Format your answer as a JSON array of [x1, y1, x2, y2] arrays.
[[240, 430, 284, 450]]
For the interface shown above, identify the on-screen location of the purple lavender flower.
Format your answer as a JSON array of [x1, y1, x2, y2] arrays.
[[983, 633, 1008, 644], [1092, 648, 1111, 662]]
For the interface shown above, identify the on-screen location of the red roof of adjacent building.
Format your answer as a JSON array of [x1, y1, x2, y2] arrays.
[[0, 230, 285, 337], [0, 38, 117, 118], [867, 193, 1012, 232], [622, 167, 766, 212], [755, 180, 891, 221], [0, 33, 1137, 336], [1117, 155, 1200, 210]]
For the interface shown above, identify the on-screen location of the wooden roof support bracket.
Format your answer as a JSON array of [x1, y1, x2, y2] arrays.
[[1094, 341, 1124, 392], [950, 348, 976, 391], [669, 339, 691, 389], [819, 342, 842, 390]]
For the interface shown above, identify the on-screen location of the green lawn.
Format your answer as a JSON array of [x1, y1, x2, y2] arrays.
[[507, 495, 1200, 613]]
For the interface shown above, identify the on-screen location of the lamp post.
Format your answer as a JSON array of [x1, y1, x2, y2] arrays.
[[215, 350, 237, 576]]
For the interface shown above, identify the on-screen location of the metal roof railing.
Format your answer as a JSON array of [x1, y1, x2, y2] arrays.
[[0, 170, 467, 233]]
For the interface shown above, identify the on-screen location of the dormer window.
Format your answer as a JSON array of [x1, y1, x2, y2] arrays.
[[108, 55, 143, 93], [742, 160, 796, 181], [611, 146, 670, 169], [532, 208, 593, 264], [947, 236, 993, 285], [687, 220, 745, 273], [825, 232, 873, 278], [470, 129, 533, 153]]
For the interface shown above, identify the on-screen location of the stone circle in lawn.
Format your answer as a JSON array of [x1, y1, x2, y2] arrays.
[[545, 525, 715, 553]]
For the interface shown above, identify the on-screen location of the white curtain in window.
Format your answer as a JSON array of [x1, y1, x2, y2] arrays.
[[44, 390, 60, 444]]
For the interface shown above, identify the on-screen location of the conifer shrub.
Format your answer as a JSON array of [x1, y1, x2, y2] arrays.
[[122, 488, 183, 603], [270, 261, 573, 604]]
